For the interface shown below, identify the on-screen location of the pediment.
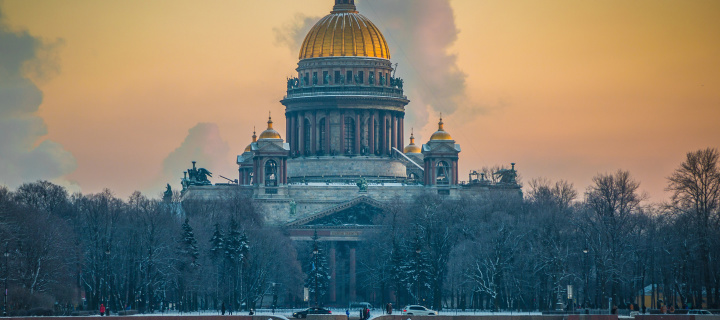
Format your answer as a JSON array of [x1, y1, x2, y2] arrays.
[[424, 142, 459, 154], [255, 141, 289, 152], [286, 196, 386, 227]]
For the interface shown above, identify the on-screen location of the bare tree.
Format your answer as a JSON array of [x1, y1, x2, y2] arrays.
[[584, 170, 644, 308], [667, 148, 720, 308]]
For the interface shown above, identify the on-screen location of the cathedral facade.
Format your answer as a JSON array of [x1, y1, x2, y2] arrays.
[[183, 0, 521, 305]]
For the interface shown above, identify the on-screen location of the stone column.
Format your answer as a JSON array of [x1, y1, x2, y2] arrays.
[[369, 112, 375, 155], [340, 111, 345, 153], [349, 246, 357, 302], [286, 112, 290, 151], [398, 115, 405, 151], [312, 112, 317, 154], [391, 114, 397, 150], [329, 244, 337, 302], [256, 159, 264, 185], [431, 160, 436, 186], [453, 160, 458, 185], [325, 112, 331, 154], [380, 112, 387, 155], [289, 115, 295, 154], [298, 113, 304, 155], [355, 112, 361, 154]]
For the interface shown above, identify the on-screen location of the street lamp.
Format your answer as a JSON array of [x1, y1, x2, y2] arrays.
[[105, 247, 111, 315], [4, 243, 9, 317], [583, 247, 589, 310], [313, 243, 319, 307]]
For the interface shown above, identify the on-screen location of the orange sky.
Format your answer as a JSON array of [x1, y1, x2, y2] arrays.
[[1, 0, 718, 202]]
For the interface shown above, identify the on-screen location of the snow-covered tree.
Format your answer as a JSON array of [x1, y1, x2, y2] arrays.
[[305, 231, 331, 306]]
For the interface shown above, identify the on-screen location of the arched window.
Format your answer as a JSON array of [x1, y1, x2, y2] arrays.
[[344, 117, 355, 154], [436, 161, 450, 185], [408, 172, 418, 181], [319, 118, 326, 154], [303, 118, 311, 155], [265, 160, 277, 187]]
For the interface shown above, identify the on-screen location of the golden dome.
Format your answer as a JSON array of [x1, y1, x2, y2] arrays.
[[258, 114, 282, 140], [404, 130, 421, 154], [244, 128, 257, 152], [429, 117, 453, 141], [298, 1, 390, 60]]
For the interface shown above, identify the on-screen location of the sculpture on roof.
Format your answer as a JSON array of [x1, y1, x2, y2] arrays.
[[163, 183, 173, 202], [356, 177, 368, 192], [182, 161, 213, 189], [493, 163, 518, 184]]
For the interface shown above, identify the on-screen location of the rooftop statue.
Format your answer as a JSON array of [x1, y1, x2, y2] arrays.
[[356, 177, 368, 192], [163, 183, 173, 202], [493, 163, 518, 184], [183, 161, 213, 187]]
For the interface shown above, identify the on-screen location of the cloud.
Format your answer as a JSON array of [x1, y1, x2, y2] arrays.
[[273, 0, 469, 133], [151, 123, 233, 193], [273, 13, 320, 57], [0, 5, 76, 189], [358, 0, 468, 127]]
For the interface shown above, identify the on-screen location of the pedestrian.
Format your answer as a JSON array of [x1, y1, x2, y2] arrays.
[[100, 303, 106, 316], [221, 302, 226, 315], [228, 303, 233, 315], [346, 309, 350, 320], [388, 303, 392, 315], [366, 307, 370, 319]]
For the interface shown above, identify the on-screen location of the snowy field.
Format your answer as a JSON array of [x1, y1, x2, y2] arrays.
[[120, 309, 543, 317]]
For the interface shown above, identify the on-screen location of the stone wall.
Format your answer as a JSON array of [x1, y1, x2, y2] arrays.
[[373, 315, 567, 320], [287, 157, 406, 179]]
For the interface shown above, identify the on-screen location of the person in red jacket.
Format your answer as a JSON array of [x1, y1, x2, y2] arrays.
[[100, 303, 106, 316]]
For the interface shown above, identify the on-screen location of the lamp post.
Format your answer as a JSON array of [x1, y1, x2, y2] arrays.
[[4, 243, 9, 317], [313, 243, 319, 307], [583, 247, 589, 310], [105, 247, 110, 315]]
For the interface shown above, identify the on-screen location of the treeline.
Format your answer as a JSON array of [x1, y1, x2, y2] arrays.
[[0, 186, 304, 315], [0, 148, 718, 314], [353, 148, 720, 311]]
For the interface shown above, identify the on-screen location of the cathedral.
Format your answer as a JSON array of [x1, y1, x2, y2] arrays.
[[183, 0, 521, 305]]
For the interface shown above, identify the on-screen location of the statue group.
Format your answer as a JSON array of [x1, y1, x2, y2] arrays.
[[182, 161, 213, 190]]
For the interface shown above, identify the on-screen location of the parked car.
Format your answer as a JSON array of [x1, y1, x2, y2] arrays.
[[402, 305, 437, 315], [292, 307, 332, 318], [688, 310, 713, 315]]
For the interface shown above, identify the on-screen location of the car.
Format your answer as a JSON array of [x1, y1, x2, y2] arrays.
[[688, 310, 713, 315], [402, 305, 437, 315], [292, 307, 332, 318]]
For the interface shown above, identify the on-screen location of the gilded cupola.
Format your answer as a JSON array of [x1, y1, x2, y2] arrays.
[[429, 116, 453, 141], [258, 114, 282, 140], [298, 0, 390, 60], [244, 128, 257, 152], [404, 129, 421, 154]]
